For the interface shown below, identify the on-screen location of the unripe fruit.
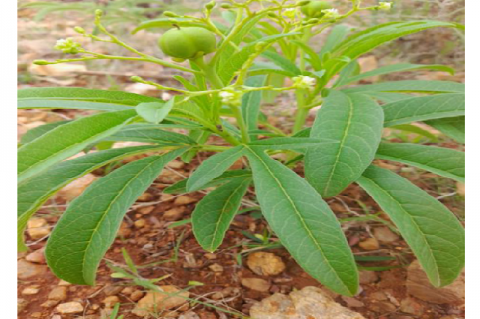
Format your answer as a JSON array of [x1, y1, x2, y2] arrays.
[[300, 1, 332, 18], [159, 27, 216, 60]]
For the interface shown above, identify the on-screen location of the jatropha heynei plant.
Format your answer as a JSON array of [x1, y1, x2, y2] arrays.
[[18, 0, 465, 296]]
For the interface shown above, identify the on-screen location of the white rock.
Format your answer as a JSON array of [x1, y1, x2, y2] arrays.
[[56, 302, 84, 314]]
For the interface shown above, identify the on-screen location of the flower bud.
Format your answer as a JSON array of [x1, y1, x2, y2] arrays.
[[220, 3, 232, 9], [298, 0, 311, 6], [378, 2, 393, 11], [130, 76, 143, 82], [163, 11, 179, 17], [292, 75, 317, 90], [95, 9, 103, 17], [73, 26, 85, 34], [205, 1, 216, 10], [33, 60, 50, 65]]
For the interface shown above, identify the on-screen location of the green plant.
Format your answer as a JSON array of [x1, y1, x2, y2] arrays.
[[18, 0, 465, 297]]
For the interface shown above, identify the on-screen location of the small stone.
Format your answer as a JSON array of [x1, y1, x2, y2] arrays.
[[358, 238, 380, 250], [369, 301, 397, 313], [130, 290, 145, 302], [57, 174, 97, 201], [138, 206, 155, 215], [373, 227, 400, 243], [406, 260, 465, 304], [370, 291, 388, 301], [137, 192, 154, 202], [134, 218, 146, 228], [209, 263, 224, 273], [22, 286, 40, 295], [204, 253, 217, 260], [103, 284, 124, 296], [179, 311, 201, 319], [48, 286, 68, 301], [103, 296, 120, 308], [121, 287, 134, 295], [41, 300, 60, 308], [247, 252, 286, 276], [174, 195, 196, 206], [56, 301, 84, 314], [161, 194, 175, 202], [132, 285, 189, 316], [342, 296, 365, 308], [58, 280, 72, 286], [117, 222, 132, 238], [241, 278, 271, 292], [400, 297, 424, 316], [18, 259, 47, 279], [359, 271, 379, 284], [18, 298, 28, 313], [27, 218, 50, 240], [51, 315, 62, 319], [167, 160, 185, 169], [31, 312, 42, 318], [250, 286, 365, 319], [163, 207, 185, 221]]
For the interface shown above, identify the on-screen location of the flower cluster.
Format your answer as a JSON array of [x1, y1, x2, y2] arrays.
[[378, 2, 393, 11], [292, 76, 317, 90], [322, 8, 340, 19], [219, 88, 243, 106], [54, 38, 82, 54], [283, 8, 297, 19]]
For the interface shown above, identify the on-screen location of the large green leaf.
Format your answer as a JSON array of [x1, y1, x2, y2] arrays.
[[17, 145, 160, 251], [375, 143, 465, 182], [357, 165, 465, 287], [261, 51, 302, 76], [242, 75, 266, 139], [104, 124, 196, 145], [18, 87, 159, 110], [305, 91, 384, 197], [341, 63, 455, 86], [136, 98, 175, 124], [20, 120, 70, 145], [192, 177, 251, 252], [325, 21, 459, 78], [343, 80, 465, 94], [245, 146, 358, 296], [318, 25, 350, 60], [18, 109, 137, 182], [425, 116, 465, 143], [383, 93, 465, 127], [248, 137, 329, 151], [187, 146, 245, 192], [45, 149, 187, 285], [164, 170, 251, 194]]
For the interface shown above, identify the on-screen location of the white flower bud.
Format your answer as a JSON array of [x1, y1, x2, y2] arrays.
[[283, 8, 297, 18], [293, 76, 317, 90], [54, 38, 82, 54], [378, 2, 393, 11], [322, 8, 340, 18]]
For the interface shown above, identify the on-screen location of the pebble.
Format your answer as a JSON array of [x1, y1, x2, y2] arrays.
[[204, 253, 217, 260], [104, 284, 124, 296], [247, 252, 286, 276], [27, 218, 50, 240], [167, 160, 185, 169], [56, 301, 84, 314], [134, 218, 146, 228], [174, 195, 196, 206], [103, 296, 120, 308], [22, 286, 40, 295], [342, 296, 365, 308], [48, 286, 68, 301], [25, 248, 46, 264], [132, 285, 189, 316], [358, 237, 380, 250], [400, 297, 425, 316], [41, 300, 60, 308], [163, 207, 185, 221], [241, 278, 271, 292], [359, 270, 379, 284], [130, 290, 145, 302], [209, 263, 224, 273], [373, 227, 400, 243], [17, 259, 47, 279]]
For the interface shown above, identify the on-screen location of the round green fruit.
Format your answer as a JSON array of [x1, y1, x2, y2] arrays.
[[159, 27, 217, 60], [300, 1, 332, 18]]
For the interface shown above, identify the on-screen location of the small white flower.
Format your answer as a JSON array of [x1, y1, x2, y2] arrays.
[[293, 76, 317, 90], [322, 8, 340, 18], [54, 38, 82, 54], [379, 2, 393, 11], [219, 89, 242, 106], [283, 8, 297, 18]]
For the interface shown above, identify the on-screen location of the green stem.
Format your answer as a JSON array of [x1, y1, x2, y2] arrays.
[[230, 105, 250, 144], [293, 89, 309, 133]]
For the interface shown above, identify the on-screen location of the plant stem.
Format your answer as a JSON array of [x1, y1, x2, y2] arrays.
[[293, 89, 309, 133], [230, 105, 250, 144]]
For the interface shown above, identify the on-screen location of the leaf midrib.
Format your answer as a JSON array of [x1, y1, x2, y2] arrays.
[[246, 146, 350, 293]]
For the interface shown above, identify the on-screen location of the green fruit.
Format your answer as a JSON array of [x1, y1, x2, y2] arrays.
[[300, 1, 332, 18], [159, 27, 217, 60]]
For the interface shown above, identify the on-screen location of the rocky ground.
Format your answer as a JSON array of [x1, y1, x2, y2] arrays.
[[18, 1, 465, 318]]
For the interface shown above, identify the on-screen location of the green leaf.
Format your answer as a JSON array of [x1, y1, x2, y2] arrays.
[[305, 91, 384, 197], [18, 109, 137, 183], [325, 21, 459, 78], [132, 18, 209, 34], [245, 147, 358, 296], [187, 146, 245, 192], [18, 99, 134, 111], [383, 93, 465, 127], [341, 63, 455, 86], [425, 116, 465, 143], [17, 145, 160, 251], [375, 143, 465, 182], [363, 92, 414, 103], [343, 80, 465, 94], [261, 51, 302, 76], [242, 75, 266, 139], [164, 170, 251, 194], [249, 62, 296, 77], [218, 33, 300, 84], [318, 25, 350, 60], [19, 87, 159, 106], [291, 40, 323, 71], [20, 120, 70, 145], [45, 149, 187, 285], [104, 124, 196, 145], [136, 98, 175, 124], [357, 165, 465, 287], [390, 124, 438, 142], [248, 137, 330, 151], [192, 177, 251, 252]]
